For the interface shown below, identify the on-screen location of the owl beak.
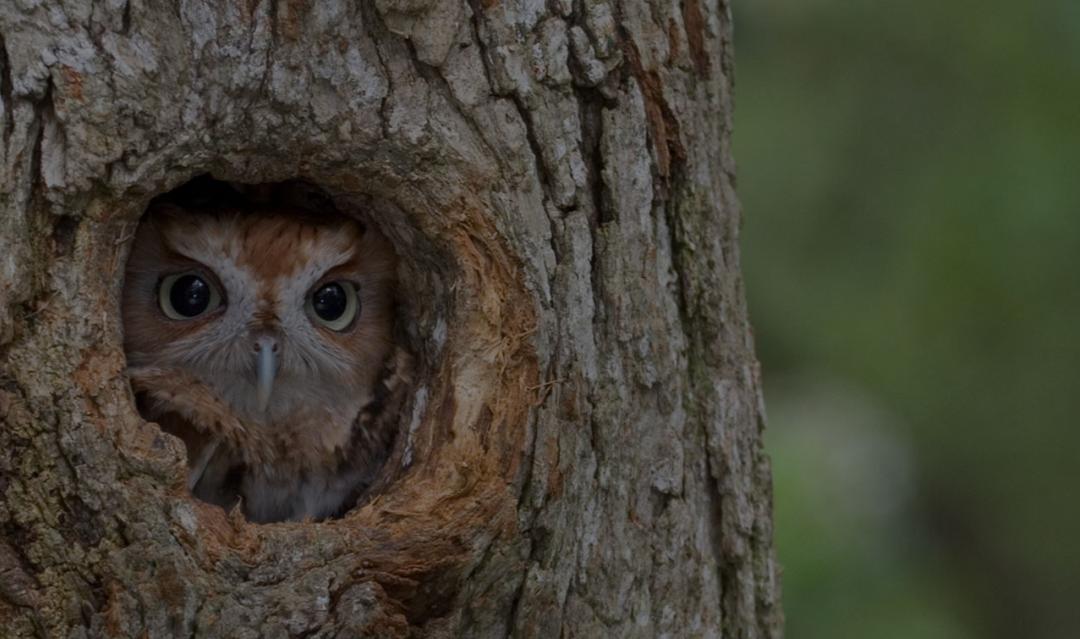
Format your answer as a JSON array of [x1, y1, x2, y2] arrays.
[[254, 336, 278, 412]]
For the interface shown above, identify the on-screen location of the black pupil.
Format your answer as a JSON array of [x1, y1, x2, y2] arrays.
[[313, 283, 348, 322], [169, 275, 211, 317]]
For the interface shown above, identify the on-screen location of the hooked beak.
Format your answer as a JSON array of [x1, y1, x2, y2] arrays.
[[254, 336, 278, 413]]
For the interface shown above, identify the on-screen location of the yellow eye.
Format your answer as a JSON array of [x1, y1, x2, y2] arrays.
[[306, 281, 360, 331], [158, 272, 223, 320]]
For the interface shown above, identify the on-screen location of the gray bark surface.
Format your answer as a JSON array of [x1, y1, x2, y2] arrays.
[[0, 1, 779, 637]]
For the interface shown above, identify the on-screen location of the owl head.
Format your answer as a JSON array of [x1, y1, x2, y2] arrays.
[[122, 205, 397, 426]]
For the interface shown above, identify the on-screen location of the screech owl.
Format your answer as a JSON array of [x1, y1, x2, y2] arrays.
[[122, 203, 408, 523]]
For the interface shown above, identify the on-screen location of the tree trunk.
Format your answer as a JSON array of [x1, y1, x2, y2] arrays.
[[0, 1, 779, 637]]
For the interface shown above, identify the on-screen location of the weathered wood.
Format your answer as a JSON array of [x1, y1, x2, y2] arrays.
[[0, 1, 779, 636]]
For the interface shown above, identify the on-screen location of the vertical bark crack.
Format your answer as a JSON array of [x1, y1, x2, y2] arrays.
[[0, 33, 13, 149]]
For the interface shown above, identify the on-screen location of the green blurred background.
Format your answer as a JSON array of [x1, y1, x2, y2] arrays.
[[732, 1, 1080, 637]]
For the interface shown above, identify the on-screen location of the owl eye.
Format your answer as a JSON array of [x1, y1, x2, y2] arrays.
[[158, 272, 222, 320], [307, 281, 360, 331]]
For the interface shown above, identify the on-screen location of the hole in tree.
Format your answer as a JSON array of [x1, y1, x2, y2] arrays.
[[121, 175, 414, 524]]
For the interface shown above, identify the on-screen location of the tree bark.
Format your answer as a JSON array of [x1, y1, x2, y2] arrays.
[[0, 1, 779, 637]]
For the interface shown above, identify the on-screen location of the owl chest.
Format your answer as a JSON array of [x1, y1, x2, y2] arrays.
[[240, 462, 367, 523], [193, 436, 366, 523], [188, 408, 366, 522]]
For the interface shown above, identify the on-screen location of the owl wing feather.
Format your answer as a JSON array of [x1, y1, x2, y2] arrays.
[[128, 365, 275, 466], [336, 347, 414, 515]]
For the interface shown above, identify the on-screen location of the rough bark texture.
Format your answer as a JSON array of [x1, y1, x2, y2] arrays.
[[0, 1, 779, 637]]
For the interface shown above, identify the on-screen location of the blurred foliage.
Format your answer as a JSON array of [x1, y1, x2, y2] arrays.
[[732, 1, 1080, 637]]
